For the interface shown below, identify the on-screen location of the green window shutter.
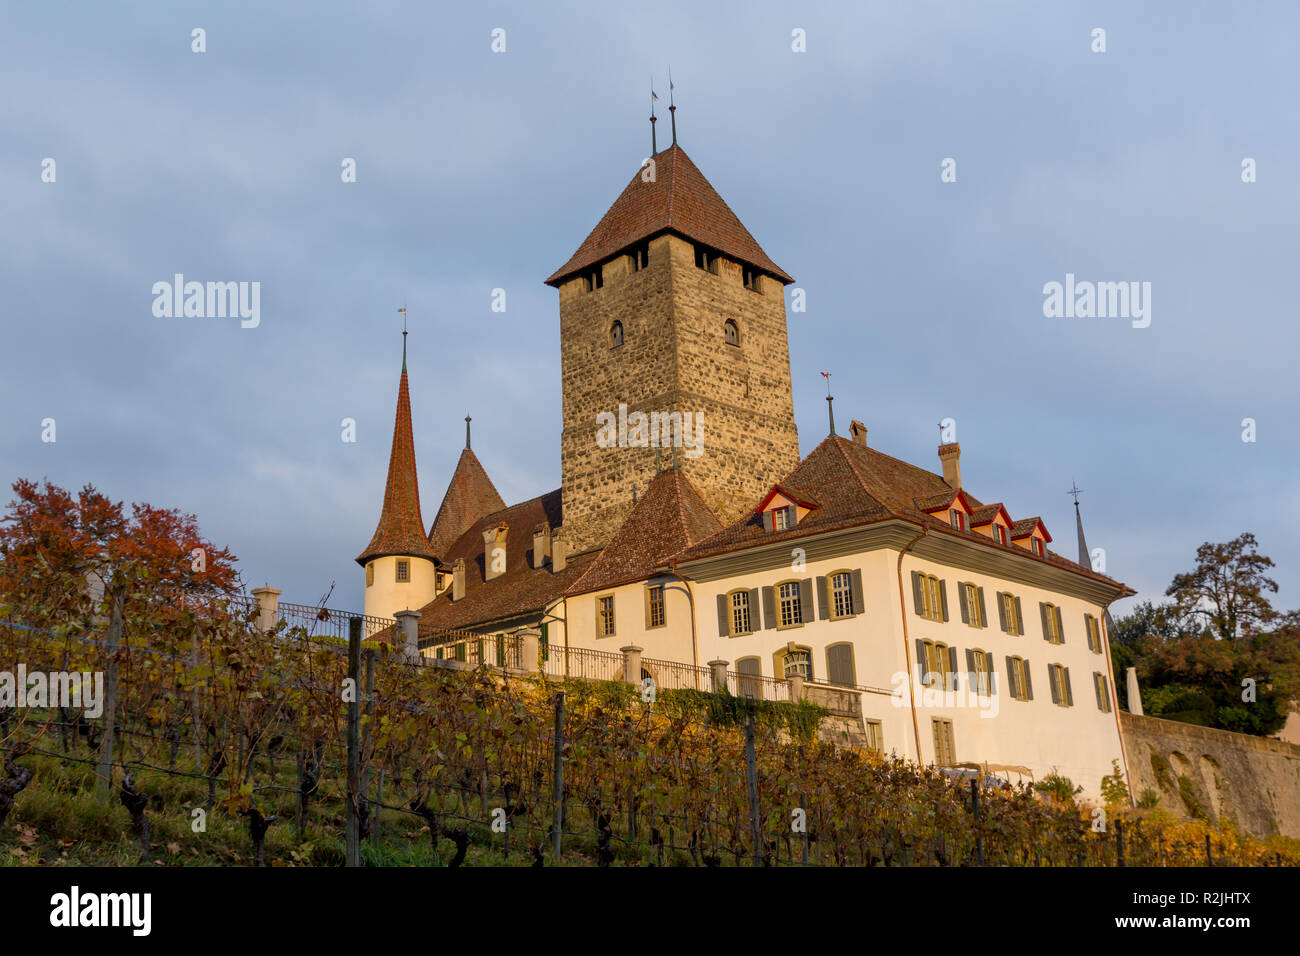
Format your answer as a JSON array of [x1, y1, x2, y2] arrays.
[[828, 644, 854, 686], [977, 588, 988, 629], [939, 580, 949, 621], [1083, 613, 1092, 651], [761, 586, 777, 629], [1094, 672, 1104, 711], [1040, 603, 1051, 642], [816, 576, 830, 620], [997, 593, 1007, 632], [965, 647, 976, 681], [1049, 665, 1060, 704], [1022, 659, 1034, 700], [747, 589, 760, 629], [911, 571, 924, 614], [958, 583, 970, 624], [717, 594, 730, 636]]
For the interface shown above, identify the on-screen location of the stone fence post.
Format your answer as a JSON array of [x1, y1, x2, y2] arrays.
[[519, 629, 541, 674], [788, 674, 805, 702], [394, 609, 421, 662], [621, 645, 643, 686], [708, 659, 730, 693], [251, 585, 281, 634]]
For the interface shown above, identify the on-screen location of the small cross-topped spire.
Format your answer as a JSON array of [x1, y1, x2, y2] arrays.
[[1068, 480, 1084, 507], [465, 415, 472, 450]]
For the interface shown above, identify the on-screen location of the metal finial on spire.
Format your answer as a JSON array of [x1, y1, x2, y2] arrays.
[[1068, 480, 1084, 506], [821, 371, 835, 436], [398, 305, 408, 370], [650, 78, 659, 155], [668, 67, 677, 146], [465, 415, 472, 450]]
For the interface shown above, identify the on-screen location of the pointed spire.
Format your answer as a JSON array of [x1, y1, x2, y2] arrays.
[[650, 78, 659, 155], [356, 339, 436, 565], [822, 372, 835, 436], [1069, 481, 1090, 568], [668, 67, 677, 146]]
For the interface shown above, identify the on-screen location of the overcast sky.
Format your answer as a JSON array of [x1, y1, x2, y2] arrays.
[[2, 1, 1296, 618]]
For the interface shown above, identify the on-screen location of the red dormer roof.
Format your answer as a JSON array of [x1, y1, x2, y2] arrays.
[[914, 488, 979, 515], [545, 145, 792, 287], [756, 483, 819, 513], [969, 503, 1013, 528], [1010, 517, 1052, 543]]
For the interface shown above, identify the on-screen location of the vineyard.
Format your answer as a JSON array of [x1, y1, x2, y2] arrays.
[[2, 600, 1298, 868]]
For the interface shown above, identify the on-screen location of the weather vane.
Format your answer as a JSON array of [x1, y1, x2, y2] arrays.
[[1068, 480, 1084, 505]]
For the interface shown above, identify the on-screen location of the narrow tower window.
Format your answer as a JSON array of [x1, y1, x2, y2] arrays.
[[609, 320, 624, 348], [724, 318, 740, 347]]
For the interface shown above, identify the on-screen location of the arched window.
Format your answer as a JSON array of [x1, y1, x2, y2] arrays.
[[724, 319, 740, 347], [609, 320, 624, 348]]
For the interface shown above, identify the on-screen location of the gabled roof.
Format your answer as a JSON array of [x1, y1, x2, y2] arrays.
[[969, 503, 1013, 527], [756, 483, 819, 513], [1010, 517, 1052, 542], [427, 447, 507, 560], [915, 488, 980, 514], [545, 144, 792, 287], [566, 469, 723, 597], [416, 489, 598, 635], [357, 363, 436, 565]]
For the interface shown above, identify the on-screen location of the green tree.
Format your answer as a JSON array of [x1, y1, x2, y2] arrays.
[[1166, 532, 1278, 641]]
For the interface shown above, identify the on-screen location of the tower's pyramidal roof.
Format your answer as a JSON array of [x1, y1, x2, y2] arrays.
[[545, 144, 792, 287], [427, 447, 508, 560], [357, 360, 436, 565]]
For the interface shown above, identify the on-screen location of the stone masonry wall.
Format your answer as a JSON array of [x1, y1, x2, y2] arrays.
[[1121, 712, 1300, 839], [558, 233, 801, 553]]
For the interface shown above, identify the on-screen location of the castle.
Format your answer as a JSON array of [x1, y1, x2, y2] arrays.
[[354, 127, 1136, 799]]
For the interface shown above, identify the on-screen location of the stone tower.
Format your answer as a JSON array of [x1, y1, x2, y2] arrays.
[[546, 145, 800, 554], [356, 335, 438, 620]]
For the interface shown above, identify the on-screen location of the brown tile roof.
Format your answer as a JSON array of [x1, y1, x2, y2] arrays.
[[545, 144, 793, 287], [416, 489, 598, 635], [1010, 517, 1051, 541], [565, 468, 723, 597], [968, 503, 1011, 526], [426, 447, 507, 560], [356, 365, 436, 564], [675, 436, 1129, 594]]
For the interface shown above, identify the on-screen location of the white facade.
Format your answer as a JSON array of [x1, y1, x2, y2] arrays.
[[551, 521, 1128, 800]]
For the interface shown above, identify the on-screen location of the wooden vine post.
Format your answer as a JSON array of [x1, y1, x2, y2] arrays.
[[744, 702, 761, 866], [345, 616, 362, 867], [95, 586, 124, 804], [551, 691, 565, 862]]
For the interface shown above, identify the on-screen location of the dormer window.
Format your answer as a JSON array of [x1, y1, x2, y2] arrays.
[[1032, 538, 1044, 557], [773, 505, 794, 530], [724, 319, 740, 347], [609, 320, 624, 348], [993, 525, 1008, 545], [950, 509, 966, 532], [742, 266, 761, 292]]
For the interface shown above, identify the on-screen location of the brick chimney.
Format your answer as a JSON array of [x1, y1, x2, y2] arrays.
[[451, 558, 466, 601], [850, 420, 868, 446], [551, 529, 567, 574], [483, 522, 508, 582], [938, 443, 961, 490], [532, 523, 551, 570]]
